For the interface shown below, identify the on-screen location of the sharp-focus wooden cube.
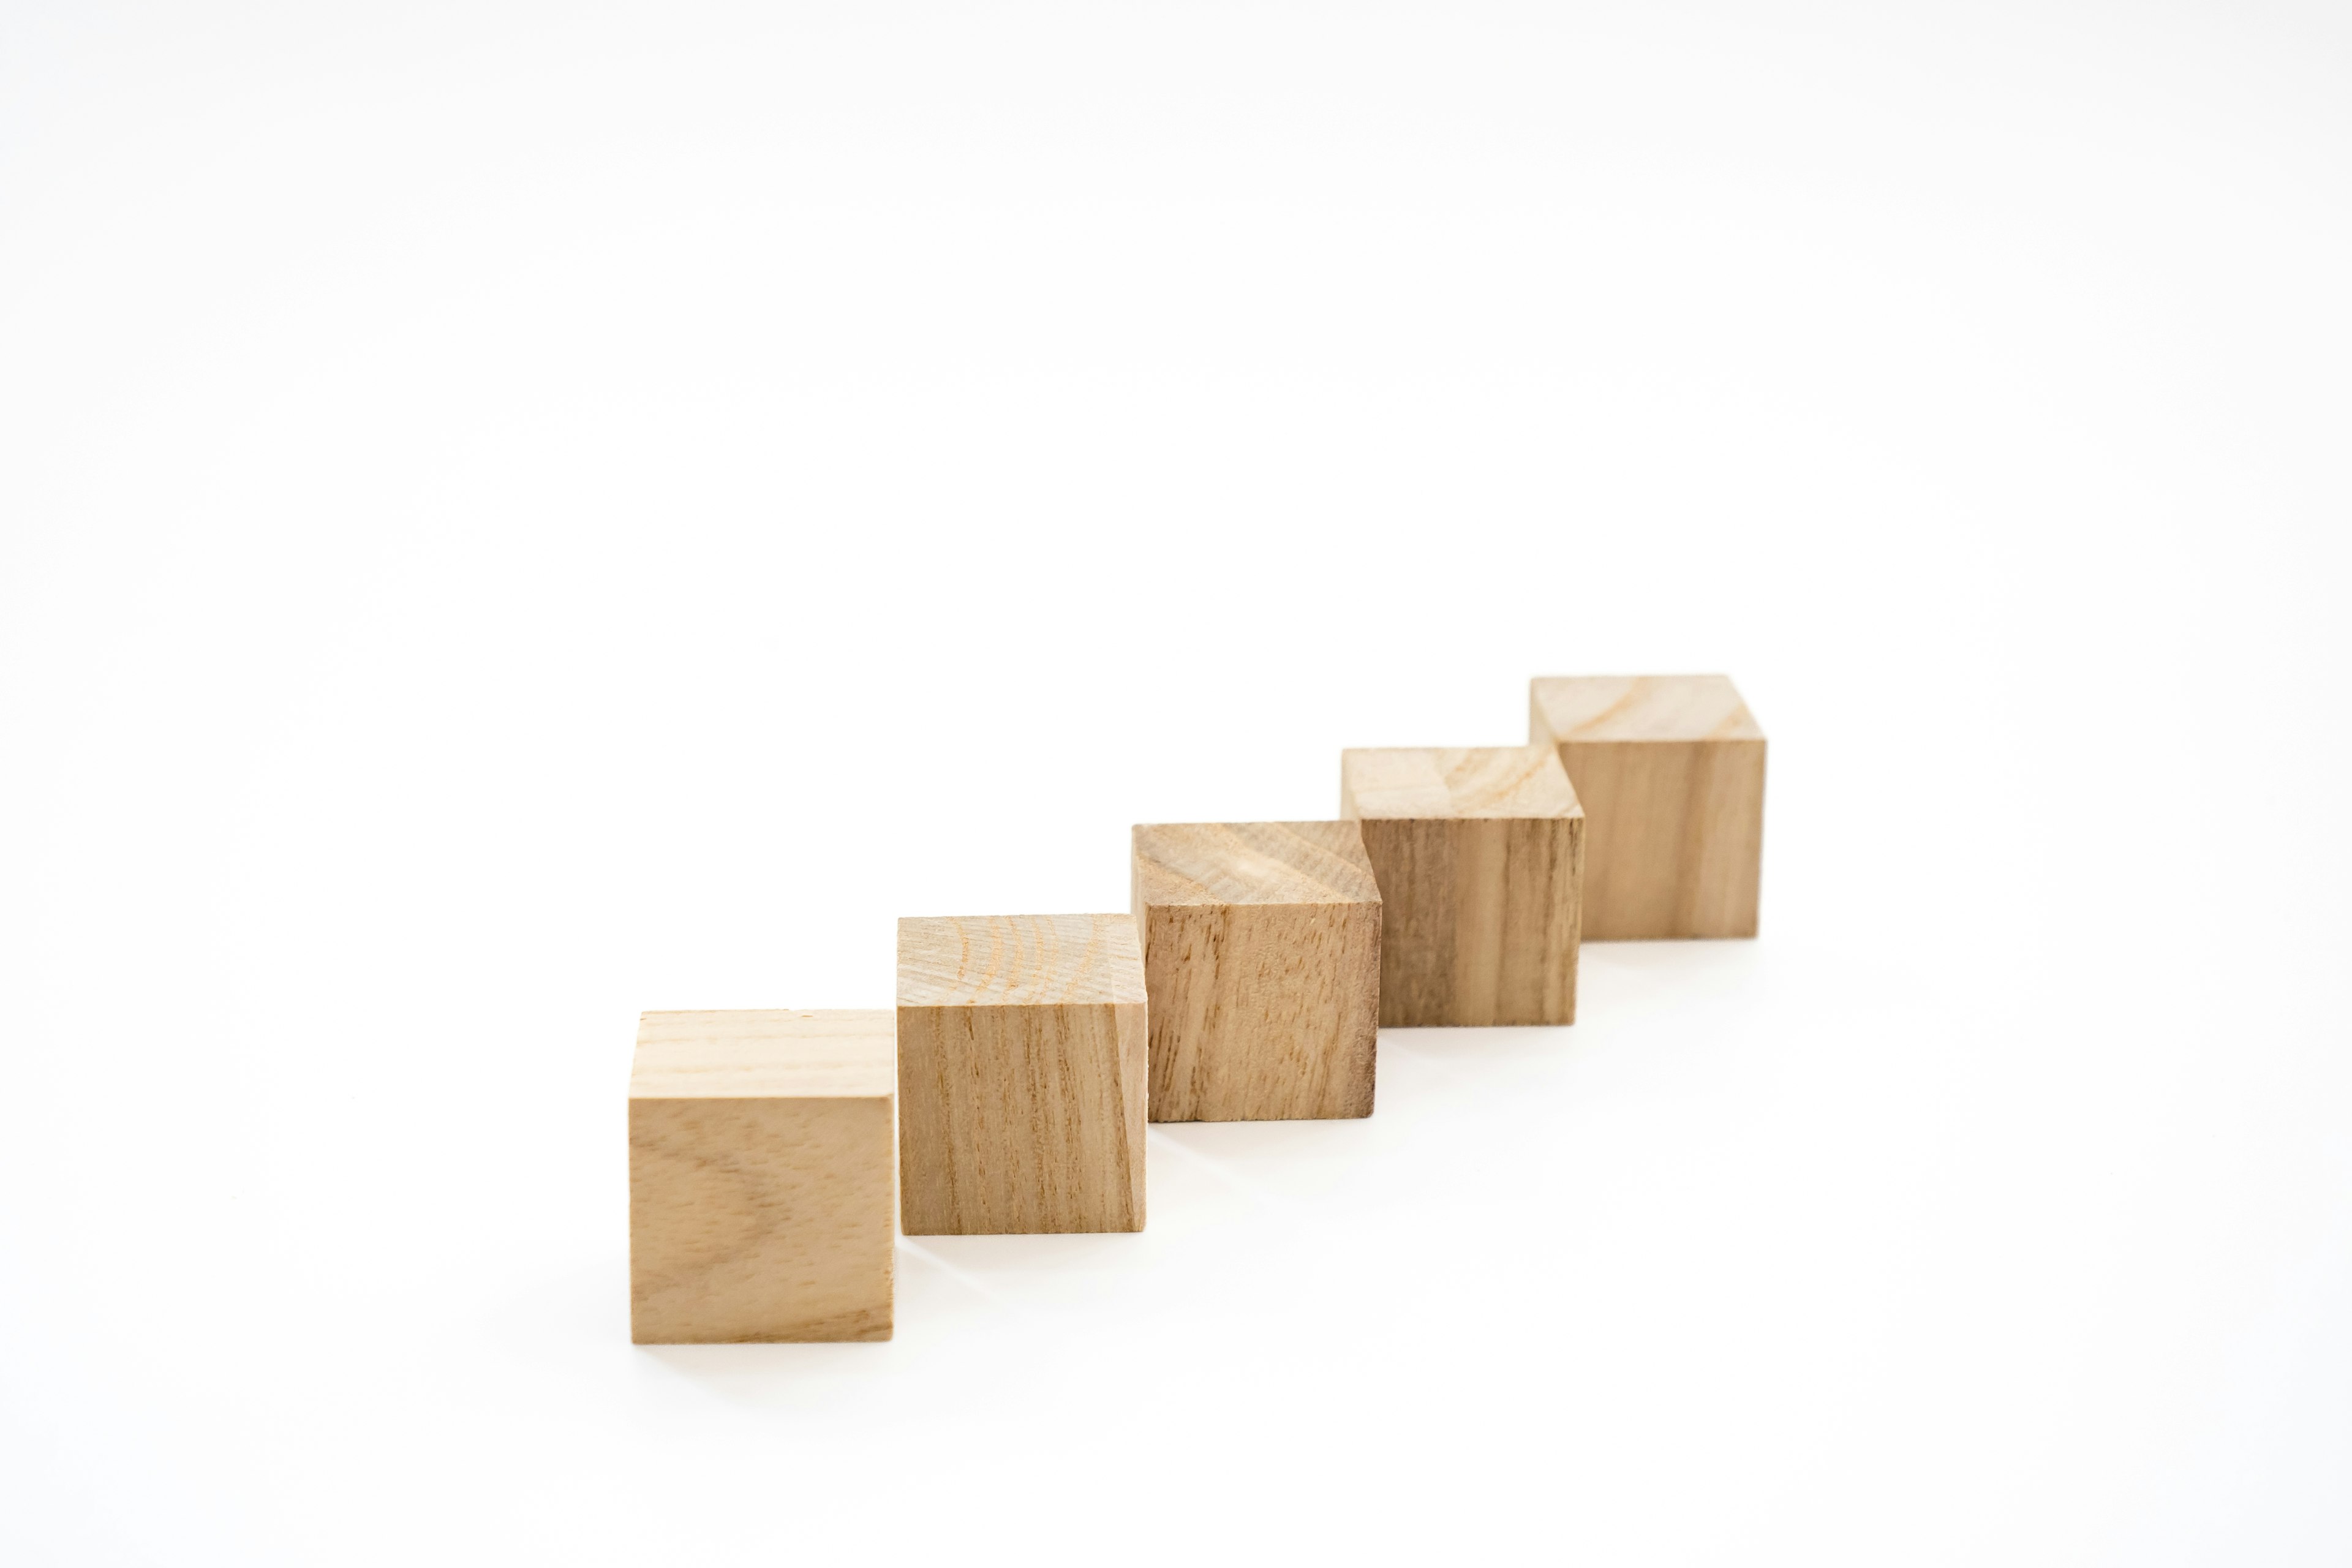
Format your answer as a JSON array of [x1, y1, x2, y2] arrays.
[[1131, 821, 1382, 1123], [628, 1009, 896, 1344], [1528, 674, 1766, 940], [1340, 747, 1584, 1028], [896, 914, 1147, 1235]]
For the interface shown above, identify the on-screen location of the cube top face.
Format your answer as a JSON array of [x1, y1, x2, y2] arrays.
[[1529, 674, 1763, 744], [1133, 821, 1380, 909], [1341, 746, 1581, 821], [897, 914, 1145, 1008], [631, 1009, 895, 1099]]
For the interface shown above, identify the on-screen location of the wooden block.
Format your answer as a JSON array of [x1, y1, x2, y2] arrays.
[[1132, 821, 1382, 1123], [628, 1009, 896, 1344], [896, 914, 1147, 1235], [1339, 747, 1584, 1028], [1528, 674, 1766, 940]]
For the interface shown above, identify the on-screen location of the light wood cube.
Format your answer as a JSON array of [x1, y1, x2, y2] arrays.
[[1528, 674, 1766, 940], [628, 1009, 896, 1344], [897, 914, 1147, 1235], [1340, 747, 1584, 1028], [1131, 821, 1382, 1123]]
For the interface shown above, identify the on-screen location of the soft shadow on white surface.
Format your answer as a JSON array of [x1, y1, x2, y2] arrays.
[[635, 940, 1769, 1412], [627, 960, 1717, 1415]]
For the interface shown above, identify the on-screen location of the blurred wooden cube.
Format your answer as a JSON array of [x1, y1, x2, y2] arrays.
[[1132, 821, 1382, 1122], [897, 914, 1147, 1234], [1528, 674, 1765, 940], [1340, 747, 1584, 1027], [628, 1009, 896, 1344]]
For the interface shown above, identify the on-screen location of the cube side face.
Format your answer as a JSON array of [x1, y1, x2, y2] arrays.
[[1559, 737, 1763, 939], [1359, 815, 1582, 1027], [1491, 815, 1582, 1025], [629, 1095, 895, 1344], [897, 1000, 1145, 1234], [1141, 900, 1379, 1122], [1355, 817, 1458, 1028]]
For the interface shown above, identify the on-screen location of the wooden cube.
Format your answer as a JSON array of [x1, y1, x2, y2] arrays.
[[628, 1009, 896, 1344], [1131, 821, 1382, 1123], [1528, 674, 1766, 940], [1340, 747, 1584, 1027], [897, 914, 1147, 1235]]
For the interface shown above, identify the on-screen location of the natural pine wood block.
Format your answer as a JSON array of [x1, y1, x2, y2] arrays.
[[1339, 747, 1584, 1028], [896, 914, 1147, 1235], [1528, 674, 1766, 940], [1131, 821, 1382, 1123], [628, 1009, 896, 1344]]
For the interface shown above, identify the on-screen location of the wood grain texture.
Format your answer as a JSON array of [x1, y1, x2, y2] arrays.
[[629, 1009, 895, 1344], [1133, 821, 1382, 1122], [896, 914, 1146, 1234], [1528, 674, 1766, 940], [1340, 747, 1583, 1027]]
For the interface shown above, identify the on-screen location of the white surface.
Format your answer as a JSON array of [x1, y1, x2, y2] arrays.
[[3, 3, 2349, 1563]]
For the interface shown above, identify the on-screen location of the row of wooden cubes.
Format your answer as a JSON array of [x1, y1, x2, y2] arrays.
[[631, 675, 1766, 1341]]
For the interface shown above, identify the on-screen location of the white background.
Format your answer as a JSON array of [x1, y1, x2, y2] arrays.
[[3, 2, 2348, 1562]]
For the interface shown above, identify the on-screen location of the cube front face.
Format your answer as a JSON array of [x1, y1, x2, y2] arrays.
[[1133, 822, 1382, 1123], [1341, 748, 1585, 1028], [1529, 675, 1766, 941], [896, 914, 1147, 1235], [628, 1009, 897, 1344]]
